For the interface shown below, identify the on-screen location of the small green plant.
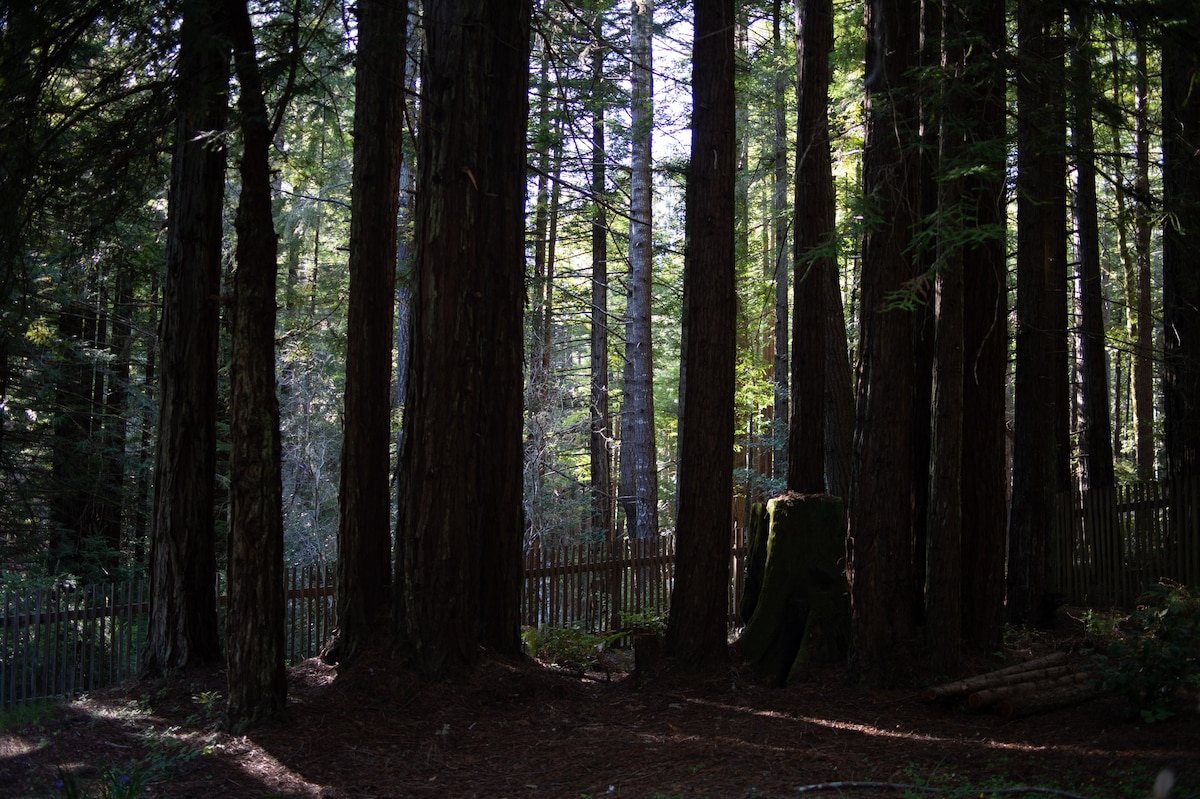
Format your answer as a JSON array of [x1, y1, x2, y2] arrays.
[[1089, 580, 1200, 722], [186, 690, 222, 725], [619, 609, 668, 637], [0, 700, 60, 731], [523, 624, 612, 672], [53, 763, 148, 799]]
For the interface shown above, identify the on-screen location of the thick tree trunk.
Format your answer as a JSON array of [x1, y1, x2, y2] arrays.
[[788, 0, 834, 495], [666, 0, 736, 671], [1162, 13, 1200, 481], [848, 0, 922, 686], [1008, 0, 1069, 626], [144, 0, 228, 676], [621, 0, 659, 542], [225, 0, 286, 731], [397, 0, 531, 675], [771, 0, 789, 483], [958, 0, 1008, 654], [334, 0, 406, 662]]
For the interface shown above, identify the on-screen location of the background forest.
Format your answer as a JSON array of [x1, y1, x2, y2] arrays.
[[2, 0, 1199, 721]]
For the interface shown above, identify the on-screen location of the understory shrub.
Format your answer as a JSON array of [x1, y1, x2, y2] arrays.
[[1088, 580, 1200, 722]]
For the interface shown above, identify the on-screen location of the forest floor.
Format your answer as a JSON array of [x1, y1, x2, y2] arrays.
[[1, 616, 1197, 799]]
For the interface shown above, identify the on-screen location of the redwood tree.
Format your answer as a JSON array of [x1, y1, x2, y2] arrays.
[[666, 0, 736, 670], [396, 0, 531, 675], [1162, 7, 1200, 481], [848, 0, 923, 686], [224, 0, 287, 731], [333, 0, 407, 662], [144, 0, 229, 677]]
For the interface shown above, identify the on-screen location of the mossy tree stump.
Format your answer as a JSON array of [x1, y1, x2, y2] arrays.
[[736, 493, 849, 686]]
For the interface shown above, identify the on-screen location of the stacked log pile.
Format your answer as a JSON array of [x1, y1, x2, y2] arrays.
[[921, 652, 1104, 719]]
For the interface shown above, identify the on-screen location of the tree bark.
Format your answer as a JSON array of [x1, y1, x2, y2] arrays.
[[788, 0, 834, 495], [225, 0, 286, 731], [848, 0, 922, 686], [590, 35, 613, 542], [397, 0, 531, 675], [771, 0, 789, 483], [1070, 3, 1114, 493], [144, 0, 229, 676], [958, 0, 1008, 653], [1162, 9, 1200, 481], [620, 0, 659, 542], [666, 0, 736, 671], [334, 0, 407, 662], [1007, 0, 1069, 626]]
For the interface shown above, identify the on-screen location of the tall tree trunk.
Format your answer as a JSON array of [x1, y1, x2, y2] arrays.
[[849, 0, 922, 686], [590, 35, 613, 542], [225, 0, 286, 731], [788, 0, 834, 494], [958, 0, 1008, 653], [621, 0, 659, 541], [772, 0, 789, 483], [924, 0, 969, 676], [333, 0, 407, 662], [144, 0, 229, 676], [397, 0, 531, 675], [1070, 3, 1114, 492], [1162, 10, 1200, 480], [667, 0, 736, 670], [1008, 0, 1069, 626], [1131, 37, 1155, 479]]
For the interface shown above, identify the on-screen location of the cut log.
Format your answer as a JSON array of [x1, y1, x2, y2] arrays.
[[920, 651, 1070, 701], [967, 671, 1092, 710], [1000, 681, 1105, 719]]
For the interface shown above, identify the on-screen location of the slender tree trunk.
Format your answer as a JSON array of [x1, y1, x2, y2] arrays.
[[225, 0, 286, 731], [1070, 3, 1114, 492], [621, 0, 659, 541], [849, 0, 922, 686], [788, 0, 834, 494], [397, 0, 531, 675], [1131, 38, 1155, 479], [772, 0, 789, 483], [1008, 0, 1069, 626], [144, 0, 229, 676], [667, 0, 736, 670], [1162, 12, 1200, 480], [590, 37, 613, 541], [333, 0, 407, 662]]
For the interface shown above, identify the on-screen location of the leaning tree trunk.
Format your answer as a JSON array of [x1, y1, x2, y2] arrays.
[[144, 0, 229, 677], [225, 0, 286, 732]]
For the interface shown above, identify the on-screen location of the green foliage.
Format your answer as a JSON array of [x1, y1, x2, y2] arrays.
[[522, 624, 620, 672], [0, 700, 60, 731], [619, 609, 668, 636], [54, 764, 148, 799], [1088, 581, 1200, 722]]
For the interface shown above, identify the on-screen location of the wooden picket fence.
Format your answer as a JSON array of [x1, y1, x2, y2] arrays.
[[1, 565, 334, 711], [1055, 476, 1200, 608], [2, 525, 756, 711], [521, 526, 750, 634]]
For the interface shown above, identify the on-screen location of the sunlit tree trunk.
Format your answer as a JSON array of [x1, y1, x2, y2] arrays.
[[620, 0, 659, 541]]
